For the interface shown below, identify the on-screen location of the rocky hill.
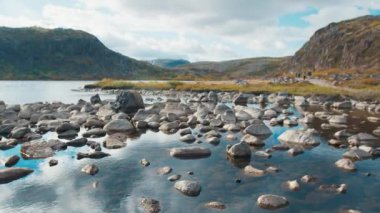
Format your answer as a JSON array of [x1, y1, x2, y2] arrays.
[[174, 57, 288, 79], [149, 59, 190, 68], [288, 15, 380, 72], [0, 27, 165, 80]]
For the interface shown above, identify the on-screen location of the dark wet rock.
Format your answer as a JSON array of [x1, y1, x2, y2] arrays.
[[174, 180, 201, 196], [233, 93, 248, 106], [156, 166, 172, 175], [77, 151, 110, 160], [49, 159, 58, 167], [0, 167, 34, 184], [179, 128, 192, 136], [170, 147, 211, 159], [226, 142, 251, 158], [84, 118, 105, 128], [0, 123, 16, 136], [140, 158, 150, 167], [204, 201, 226, 210], [90, 94, 101, 105], [48, 139, 68, 151], [140, 197, 161, 213], [104, 119, 135, 134], [112, 91, 145, 113], [180, 134, 196, 143], [0, 139, 18, 150], [257, 194, 289, 210], [66, 138, 87, 147], [244, 165, 266, 176], [82, 128, 106, 138], [56, 122, 80, 133], [4, 155, 20, 167], [168, 174, 181, 181], [207, 91, 218, 103], [318, 184, 347, 194], [241, 134, 263, 146], [244, 119, 272, 136], [278, 129, 320, 146], [10, 127, 31, 139], [335, 158, 356, 171], [58, 129, 78, 139], [103, 136, 126, 149], [272, 144, 290, 151], [81, 164, 99, 175]]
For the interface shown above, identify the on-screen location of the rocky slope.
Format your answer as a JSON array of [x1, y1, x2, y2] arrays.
[[149, 59, 190, 68], [174, 57, 288, 79], [0, 27, 165, 80], [288, 15, 380, 71]]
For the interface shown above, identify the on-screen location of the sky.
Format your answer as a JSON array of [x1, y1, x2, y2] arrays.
[[0, 0, 379, 62]]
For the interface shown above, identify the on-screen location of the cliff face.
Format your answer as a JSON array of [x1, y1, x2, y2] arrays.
[[0, 27, 164, 80], [288, 15, 380, 71]]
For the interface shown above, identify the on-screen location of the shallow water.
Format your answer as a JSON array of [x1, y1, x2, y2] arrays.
[[0, 82, 379, 212]]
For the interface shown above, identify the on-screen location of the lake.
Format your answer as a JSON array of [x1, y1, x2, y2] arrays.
[[0, 81, 379, 212]]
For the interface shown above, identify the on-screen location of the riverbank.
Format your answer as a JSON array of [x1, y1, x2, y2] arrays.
[[85, 79, 380, 100]]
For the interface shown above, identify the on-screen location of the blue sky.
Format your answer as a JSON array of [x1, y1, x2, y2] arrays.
[[0, 0, 379, 61]]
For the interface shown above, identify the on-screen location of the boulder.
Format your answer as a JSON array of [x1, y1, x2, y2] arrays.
[[318, 184, 347, 194], [112, 91, 145, 113], [82, 128, 106, 138], [233, 93, 248, 106], [241, 134, 263, 146], [226, 142, 251, 158], [335, 158, 356, 171], [284, 180, 300, 191], [4, 155, 20, 167], [257, 194, 289, 210], [103, 136, 126, 149], [170, 147, 211, 159], [21, 140, 56, 159], [90, 94, 101, 105], [77, 151, 110, 160], [156, 166, 172, 175], [0, 167, 34, 184], [66, 138, 88, 147], [204, 201, 226, 210], [278, 129, 319, 146], [221, 110, 236, 124], [244, 119, 272, 136], [168, 174, 181, 182], [140, 198, 160, 213], [244, 165, 265, 176], [347, 133, 378, 146], [103, 119, 135, 134], [180, 134, 196, 143], [174, 180, 201, 196], [81, 164, 99, 175]]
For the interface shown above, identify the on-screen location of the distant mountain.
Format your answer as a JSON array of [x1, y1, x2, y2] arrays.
[[173, 57, 288, 79], [0, 27, 165, 80], [288, 15, 380, 72], [149, 59, 190, 68]]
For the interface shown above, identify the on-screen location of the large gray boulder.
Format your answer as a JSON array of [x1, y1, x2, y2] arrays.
[[112, 91, 145, 113], [244, 119, 272, 136], [278, 129, 320, 146], [103, 119, 135, 134], [257, 194, 289, 210], [226, 142, 251, 158], [174, 180, 201, 196]]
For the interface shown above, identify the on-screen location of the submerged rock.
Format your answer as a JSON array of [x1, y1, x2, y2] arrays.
[[319, 184, 347, 194], [140, 197, 161, 213], [168, 174, 181, 181], [156, 166, 172, 175], [77, 151, 110, 160], [140, 158, 150, 167], [241, 134, 263, 146], [170, 147, 211, 159], [257, 194, 289, 210], [174, 180, 201, 196], [226, 142, 251, 158], [81, 164, 99, 176], [244, 165, 266, 176], [204, 201, 226, 210], [0, 167, 33, 184]]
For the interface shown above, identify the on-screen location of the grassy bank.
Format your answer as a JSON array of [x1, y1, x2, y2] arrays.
[[86, 79, 380, 100]]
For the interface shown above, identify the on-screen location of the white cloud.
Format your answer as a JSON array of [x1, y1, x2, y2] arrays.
[[0, 0, 379, 61]]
